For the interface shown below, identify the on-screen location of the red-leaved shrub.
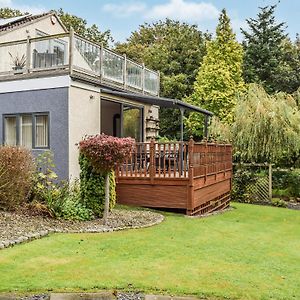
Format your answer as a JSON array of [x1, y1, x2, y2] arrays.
[[79, 134, 135, 173], [0, 146, 34, 210]]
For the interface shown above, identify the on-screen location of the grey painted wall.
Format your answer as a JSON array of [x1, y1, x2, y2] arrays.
[[0, 87, 69, 179]]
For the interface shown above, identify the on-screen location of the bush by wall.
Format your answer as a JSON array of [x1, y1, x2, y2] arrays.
[[273, 168, 300, 198], [0, 146, 34, 210], [79, 154, 116, 217], [231, 168, 257, 203]]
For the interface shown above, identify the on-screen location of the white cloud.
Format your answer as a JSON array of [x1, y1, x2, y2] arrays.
[[0, 0, 46, 15], [103, 2, 147, 17], [145, 0, 219, 22], [102, 0, 219, 23]]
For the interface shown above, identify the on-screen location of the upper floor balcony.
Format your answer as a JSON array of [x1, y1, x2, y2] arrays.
[[0, 31, 160, 96]]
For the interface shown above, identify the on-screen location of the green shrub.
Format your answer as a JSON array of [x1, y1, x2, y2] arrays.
[[232, 168, 257, 202], [271, 198, 287, 208], [285, 169, 300, 197], [36, 181, 93, 221], [0, 146, 34, 210], [79, 154, 116, 217], [31, 152, 93, 221], [31, 151, 58, 202], [273, 168, 300, 198]]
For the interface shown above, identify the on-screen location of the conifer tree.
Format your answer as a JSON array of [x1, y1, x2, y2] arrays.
[[242, 5, 287, 93], [187, 9, 245, 138]]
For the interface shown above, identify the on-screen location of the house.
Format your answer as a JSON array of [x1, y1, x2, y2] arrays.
[[0, 12, 232, 215], [0, 12, 163, 179]]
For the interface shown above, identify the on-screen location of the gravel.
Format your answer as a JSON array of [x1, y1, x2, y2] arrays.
[[0, 209, 164, 249]]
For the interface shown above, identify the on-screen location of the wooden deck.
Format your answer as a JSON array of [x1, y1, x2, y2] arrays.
[[116, 139, 232, 215]]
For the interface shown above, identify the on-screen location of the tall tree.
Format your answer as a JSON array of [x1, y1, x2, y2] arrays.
[[242, 5, 287, 93], [0, 8, 25, 18], [186, 9, 245, 139], [115, 19, 207, 139], [211, 84, 300, 164], [272, 37, 300, 93], [56, 9, 113, 47]]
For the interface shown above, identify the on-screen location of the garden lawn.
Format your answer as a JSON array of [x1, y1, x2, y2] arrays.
[[0, 203, 299, 300]]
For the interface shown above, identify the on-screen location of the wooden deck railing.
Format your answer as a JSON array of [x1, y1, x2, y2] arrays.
[[116, 139, 232, 181], [116, 139, 232, 215]]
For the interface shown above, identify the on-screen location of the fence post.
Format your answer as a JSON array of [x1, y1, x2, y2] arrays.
[[269, 163, 272, 201], [150, 139, 155, 184], [26, 35, 31, 72]]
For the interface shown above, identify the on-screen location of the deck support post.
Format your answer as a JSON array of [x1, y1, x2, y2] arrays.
[[150, 139, 155, 184], [180, 107, 185, 176], [187, 138, 195, 214], [204, 115, 209, 139]]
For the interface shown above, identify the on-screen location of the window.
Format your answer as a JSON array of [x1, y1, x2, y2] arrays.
[[4, 116, 17, 146], [3, 113, 49, 149]]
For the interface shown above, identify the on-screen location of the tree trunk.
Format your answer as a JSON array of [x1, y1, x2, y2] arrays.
[[103, 172, 110, 225]]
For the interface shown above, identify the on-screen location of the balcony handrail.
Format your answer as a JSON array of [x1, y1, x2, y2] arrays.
[[0, 31, 160, 95]]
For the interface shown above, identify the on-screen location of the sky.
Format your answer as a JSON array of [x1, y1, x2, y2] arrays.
[[0, 0, 299, 43]]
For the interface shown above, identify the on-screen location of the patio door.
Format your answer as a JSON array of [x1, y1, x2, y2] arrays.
[[101, 99, 143, 141], [123, 104, 143, 142]]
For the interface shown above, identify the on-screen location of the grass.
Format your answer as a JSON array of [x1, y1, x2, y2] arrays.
[[0, 203, 299, 300]]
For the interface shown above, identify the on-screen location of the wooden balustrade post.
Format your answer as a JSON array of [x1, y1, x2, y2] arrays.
[[187, 137, 195, 214], [150, 139, 155, 184]]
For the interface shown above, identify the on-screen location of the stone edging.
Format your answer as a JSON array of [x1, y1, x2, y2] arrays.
[[0, 214, 164, 250]]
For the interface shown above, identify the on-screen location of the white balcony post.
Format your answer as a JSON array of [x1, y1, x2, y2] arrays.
[[100, 42, 104, 81], [124, 54, 127, 88], [142, 63, 145, 94], [157, 71, 160, 96], [69, 27, 74, 75], [26, 35, 31, 73]]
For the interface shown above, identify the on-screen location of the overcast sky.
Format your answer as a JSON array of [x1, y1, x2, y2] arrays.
[[0, 0, 298, 42]]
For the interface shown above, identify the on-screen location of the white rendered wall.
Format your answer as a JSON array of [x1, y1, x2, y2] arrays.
[[68, 81, 101, 179]]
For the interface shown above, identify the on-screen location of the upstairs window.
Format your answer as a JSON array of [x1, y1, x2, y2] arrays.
[[3, 113, 49, 149]]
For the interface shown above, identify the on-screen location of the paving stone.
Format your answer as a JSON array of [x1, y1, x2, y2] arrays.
[[50, 292, 115, 300]]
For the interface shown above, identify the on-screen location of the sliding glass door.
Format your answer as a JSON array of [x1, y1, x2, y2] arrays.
[[123, 105, 143, 142]]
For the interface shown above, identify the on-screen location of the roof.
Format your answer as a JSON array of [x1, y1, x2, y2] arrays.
[[0, 12, 67, 34], [100, 88, 213, 116]]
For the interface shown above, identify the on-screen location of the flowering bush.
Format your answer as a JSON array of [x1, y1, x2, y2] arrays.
[[0, 146, 34, 210], [79, 134, 135, 173]]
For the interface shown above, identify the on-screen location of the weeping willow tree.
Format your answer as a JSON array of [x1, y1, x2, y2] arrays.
[[210, 84, 300, 163]]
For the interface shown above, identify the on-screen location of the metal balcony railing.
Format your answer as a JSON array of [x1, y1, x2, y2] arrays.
[[0, 30, 160, 96]]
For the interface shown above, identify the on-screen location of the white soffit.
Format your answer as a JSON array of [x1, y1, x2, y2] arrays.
[[0, 75, 70, 93]]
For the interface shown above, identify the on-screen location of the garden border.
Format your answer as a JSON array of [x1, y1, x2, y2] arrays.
[[0, 212, 164, 250]]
